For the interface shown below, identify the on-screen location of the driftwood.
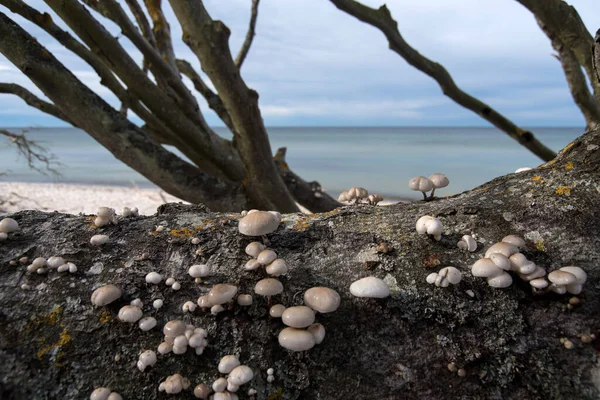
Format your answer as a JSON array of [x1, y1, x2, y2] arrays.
[[1, 128, 600, 399]]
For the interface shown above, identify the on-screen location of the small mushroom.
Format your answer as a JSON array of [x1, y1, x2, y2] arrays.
[[218, 355, 241, 374], [487, 272, 513, 288], [269, 304, 286, 318], [91, 284, 122, 306], [530, 278, 549, 289], [228, 365, 254, 386], [145, 272, 162, 284], [245, 242, 265, 257], [471, 259, 503, 278], [0, 217, 19, 233], [0, 232, 7, 241], [254, 278, 284, 297], [307, 323, 326, 344], [117, 305, 143, 323], [457, 235, 477, 252], [208, 284, 238, 305], [257, 250, 277, 265], [163, 320, 186, 339], [349, 276, 390, 298], [559, 266, 587, 294], [484, 242, 519, 258], [139, 317, 157, 331], [303, 287, 340, 313], [489, 254, 512, 271], [281, 306, 316, 328], [188, 264, 211, 278], [367, 193, 383, 205], [137, 350, 157, 372], [194, 384, 210, 399], [213, 377, 228, 393], [408, 176, 434, 200], [502, 235, 525, 248], [244, 259, 261, 271], [278, 327, 316, 351], [426, 266, 462, 287], [238, 211, 280, 236], [90, 234, 109, 246], [428, 173, 449, 198], [265, 259, 288, 276], [236, 294, 253, 306], [415, 215, 443, 240]]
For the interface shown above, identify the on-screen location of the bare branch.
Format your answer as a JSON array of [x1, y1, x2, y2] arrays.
[[0, 129, 61, 176], [274, 147, 341, 212], [0, 11, 247, 211], [235, 0, 259, 70], [176, 59, 235, 133], [539, 19, 600, 130], [169, 0, 299, 212], [516, 0, 600, 104], [125, 0, 158, 50], [144, 0, 178, 71], [0, 82, 73, 124], [329, 0, 557, 162], [595, 29, 600, 86]]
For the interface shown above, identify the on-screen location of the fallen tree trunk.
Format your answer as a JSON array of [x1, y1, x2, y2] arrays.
[[1, 128, 599, 399]]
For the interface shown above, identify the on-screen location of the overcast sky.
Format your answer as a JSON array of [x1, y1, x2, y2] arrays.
[[0, 0, 598, 127]]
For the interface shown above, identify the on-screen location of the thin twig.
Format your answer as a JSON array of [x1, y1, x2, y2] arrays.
[[0, 129, 62, 176], [235, 0, 260, 69]]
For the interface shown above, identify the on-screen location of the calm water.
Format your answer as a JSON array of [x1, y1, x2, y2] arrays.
[[0, 126, 582, 200]]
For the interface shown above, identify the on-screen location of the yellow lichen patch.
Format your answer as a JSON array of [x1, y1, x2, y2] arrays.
[[536, 240, 546, 252], [531, 176, 544, 183], [99, 310, 111, 323], [565, 162, 574, 170], [555, 186, 571, 196], [168, 227, 194, 237], [267, 387, 284, 400], [37, 328, 71, 361]]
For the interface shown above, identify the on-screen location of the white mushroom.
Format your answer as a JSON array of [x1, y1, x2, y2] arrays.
[[244, 259, 261, 271], [218, 355, 241, 374], [0, 232, 7, 241], [281, 306, 316, 328], [117, 305, 143, 323], [153, 299, 164, 309], [245, 242, 265, 257], [269, 304, 286, 318], [213, 377, 228, 392], [307, 323, 326, 344], [257, 250, 277, 265], [188, 264, 211, 278], [367, 193, 383, 205], [559, 266, 587, 294], [489, 254, 512, 271], [254, 278, 284, 297], [238, 211, 280, 236], [515, 167, 532, 173], [237, 294, 253, 306], [487, 272, 513, 288], [145, 272, 162, 284], [502, 235, 525, 248], [46, 256, 65, 269], [208, 284, 238, 305], [0, 217, 19, 233], [139, 317, 157, 331], [530, 278, 549, 289], [228, 365, 254, 386], [484, 242, 519, 258], [278, 327, 316, 351], [90, 234, 109, 246], [194, 384, 210, 399], [428, 173, 449, 198], [426, 266, 462, 287], [183, 301, 197, 312], [303, 287, 340, 313], [349, 276, 390, 298], [265, 259, 288, 276], [91, 284, 122, 306], [90, 388, 111, 400], [163, 320, 186, 339], [415, 216, 443, 240], [137, 350, 157, 372], [408, 176, 434, 200], [471, 259, 503, 278], [457, 235, 477, 252], [211, 304, 225, 315]]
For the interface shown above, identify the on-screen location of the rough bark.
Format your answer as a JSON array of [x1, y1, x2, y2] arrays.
[[516, 0, 600, 104], [1, 127, 599, 399], [235, 0, 259, 70], [169, 0, 299, 213], [594, 29, 600, 86], [330, 0, 557, 162], [144, 0, 179, 72], [0, 11, 246, 211]]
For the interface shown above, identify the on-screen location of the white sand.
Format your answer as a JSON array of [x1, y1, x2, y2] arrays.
[[0, 182, 187, 215]]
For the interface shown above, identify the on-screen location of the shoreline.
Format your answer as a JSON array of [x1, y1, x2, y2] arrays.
[[0, 181, 411, 216]]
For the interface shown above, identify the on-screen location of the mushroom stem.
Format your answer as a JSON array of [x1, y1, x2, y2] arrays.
[[429, 188, 436, 199], [421, 191, 428, 201], [261, 235, 271, 248]]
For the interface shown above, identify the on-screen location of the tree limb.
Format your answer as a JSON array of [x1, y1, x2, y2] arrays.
[[144, 0, 178, 71], [0, 11, 247, 211], [329, 0, 557, 162], [594, 29, 600, 86], [0, 82, 73, 124], [274, 147, 341, 212], [516, 0, 600, 104], [235, 0, 259, 70], [0, 128, 61, 175], [124, 0, 158, 50], [169, 0, 299, 212], [538, 18, 600, 131], [176, 59, 236, 133]]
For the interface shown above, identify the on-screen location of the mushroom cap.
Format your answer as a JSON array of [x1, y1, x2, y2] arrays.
[[90, 387, 112, 400], [460, 235, 477, 252], [238, 211, 280, 236], [188, 264, 211, 278], [426, 218, 443, 239], [426, 272, 438, 285], [278, 327, 316, 351], [559, 266, 587, 284], [530, 278, 549, 289], [428, 173, 449, 188], [254, 278, 284, 296], [548, 270, 577, 285], [228, 365, 254, 386], [550, 284, 567, 294], [145, 271, 162, 284], [244, 259, 261, 271], [257, 250, 277, 265], [269, 304, 286, 317], [307, 323, 326, 344], [416, 216, 433, 234], [515, 167, 532, 173], [338, 190, 350, 202], [91, 284, 122, 306], [197, 296, 211, 308], [0, 232, 7, 241], [490, 254, 512, 271], [566, 283, 583, 295], [517, 261, 537, 275], [471, 259, 503, 278], [349, 276, 390, 298], [408, 176, 434, 192], [502, 235, 525, 248], [117, 305, 143, 323], [244, 242, 265, 258], [211, 304, 225, 315], [509, 253, 528, 269], [212, 377, 227, 393], [236, 294, 253, 306], [208, 284, 238, 305], [439, 266, 462, 285], [487, 272, 513, 288], [90, 234, 109, 246], [0, 217, 19, 233], [519, 266, 546, 281], [163, 320, 186, 338], [194, 384, 210, 399], [139, 316, 157, 331], [484, 242, 519, 258], [266, 259, 288, 276], [303, 287, 341, 313], [47, 256, 65, 269], [32, 257, 47, 268], [218, 355, 240, 374], [281, 306, 316, 328]]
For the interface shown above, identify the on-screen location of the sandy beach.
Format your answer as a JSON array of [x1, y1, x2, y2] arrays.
[[0, 182, 187, 215]]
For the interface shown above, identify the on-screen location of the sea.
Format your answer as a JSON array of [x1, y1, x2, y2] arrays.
[[0, 126, 582, 201]]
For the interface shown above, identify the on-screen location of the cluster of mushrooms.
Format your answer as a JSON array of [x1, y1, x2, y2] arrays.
[[337, 187, 383, 205], [0, 217, 19, 241], [408, 173, 449, 200]]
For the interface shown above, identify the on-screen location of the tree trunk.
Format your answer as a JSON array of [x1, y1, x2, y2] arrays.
[[1, 127, 599, 399]]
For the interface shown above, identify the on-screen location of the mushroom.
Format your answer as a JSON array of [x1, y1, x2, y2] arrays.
[[278, 327, 316, 351], [530, 278, 549, 289], [194, 384, 210, 399], [408, 176, 434, 200], [244, 259, 261, 271], [228, 365, 254, 386], [269, 304, 286, 318], [428, 173, 449, 198], [238, 211, 280, 237], [145, 272, 162, 284], [0, 217, 19, 233], [211, 304, 225, 315], [515, 167, 532, 173], [303, 287, 340, 313], [349, 276, 390, 298], [213, 377, 228, 392], [183, 301, 197, 312], [367, 194, 384, 205], [484, 242, 519, 258], [197, 296, 211, 308], [487, 272, 513, 288], [90, 388, 111, 400], [426, 266, 462, 287], [218, 355, 241, 374], [415, 216, 443, 241], [502, 235, 525, 248], [489, 254, 512, 271], [91, 284, 122, 306], [254, 278, 284, 297], [188, 264, 211, 279], [236, 294, 253, 306], [265, 259, 288, 276], [257, 250, 277, 265], [457, 235, 477, 252], [245, 242, 265, 257], [137, 350, 157, 372], [208, 284, 238, 306], [90, 234, 109, 246], [559, 266, 587, 294], [46, 256, 65, 269], [153, 299, 164, 309], [139, 317, 157, 331], [117, 305, 143, 323], [307, 323, 326, 344], [281, 306, 316, 328], [163, 320, 186, 339], [159, 373, 190, 394], [0, 232, 7, 241], [471, 259, 503, 278]]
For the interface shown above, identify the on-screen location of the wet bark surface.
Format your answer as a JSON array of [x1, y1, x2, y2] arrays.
[[1, 129, 600, 399]]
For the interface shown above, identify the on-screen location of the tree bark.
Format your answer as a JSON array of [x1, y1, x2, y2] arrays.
[[330, 0, 557, 162], [1, 127, 599, 399], [169, 0, 299, 213]]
